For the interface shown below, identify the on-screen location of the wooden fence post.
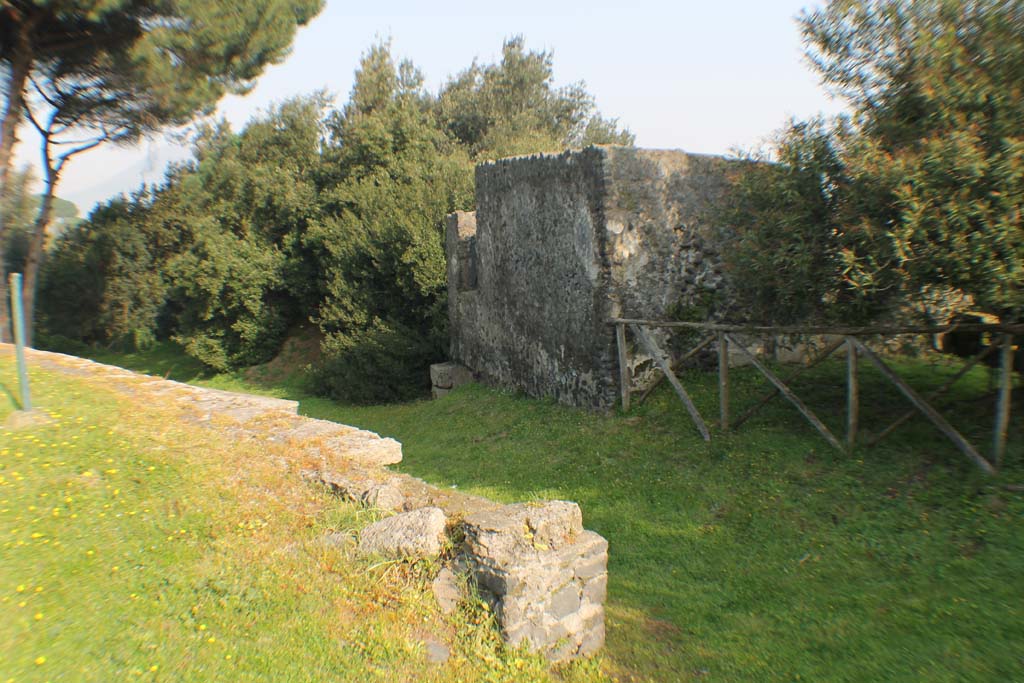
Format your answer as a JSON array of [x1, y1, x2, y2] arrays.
[[852, 338, 995, 475], [727, 334, 844, 452], [631, 323, 710, 441], [846, 337, 858, 453], [616, 323, 630, 412], [992, 334, 1014, 469], [718, 333, 729, 431]]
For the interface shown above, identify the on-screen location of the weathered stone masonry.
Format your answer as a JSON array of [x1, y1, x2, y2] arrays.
[[447, 146, 735, 410], [11, 346, 608, 663]]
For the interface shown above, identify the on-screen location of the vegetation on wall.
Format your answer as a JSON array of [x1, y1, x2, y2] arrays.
[[37, 38, 634, 401]]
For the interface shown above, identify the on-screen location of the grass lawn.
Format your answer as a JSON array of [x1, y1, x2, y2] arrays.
[[28, 341, 1024, 681], [0, 349, 605, 683]]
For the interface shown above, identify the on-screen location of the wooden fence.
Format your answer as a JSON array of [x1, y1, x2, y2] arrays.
[[611, 319, 1024, 475]]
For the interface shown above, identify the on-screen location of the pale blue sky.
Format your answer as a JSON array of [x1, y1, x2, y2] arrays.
[[13, 0, 844, 213]]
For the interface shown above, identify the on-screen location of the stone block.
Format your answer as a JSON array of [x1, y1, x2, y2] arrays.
[[430, 362, 474, 389], [362, 482, 404, 511], [424, 638, 450, 664], [557, 530, 608, 567], [578, 620, 606, 655], [358, 507, 447, 560], [573, 552, 609, 582], [582, 573, 608, 604], [464, 501, 584, 565], [432, 568, 462, 615], [326, 432, 403, 466], [316, 471, 405, 511], [548, 638, 583, 663], [547, 582, 582, 620], [460, 499, 607, 661]]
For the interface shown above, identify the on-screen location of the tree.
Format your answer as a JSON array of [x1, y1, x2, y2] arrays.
[[800, 0, 1024, 320], [1, 0, 323, 341], [34, 36, 634, 400], [0, 166, 36, 278], [437, 36, 633, 160], [717, 118, 851, 325], [39, 193, 165, 348], [165, 95, 330, 369], [311, 42, 474, 401], [722, 0, 1023, 325]]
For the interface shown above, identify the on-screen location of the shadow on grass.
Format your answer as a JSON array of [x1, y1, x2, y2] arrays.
[[0, 380, 22, 411]]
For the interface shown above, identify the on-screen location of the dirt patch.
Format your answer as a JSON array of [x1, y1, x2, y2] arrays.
[[243, 324, 323, 384]]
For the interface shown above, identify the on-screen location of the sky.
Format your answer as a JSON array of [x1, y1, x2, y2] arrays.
[[11, 0, 845, 215]]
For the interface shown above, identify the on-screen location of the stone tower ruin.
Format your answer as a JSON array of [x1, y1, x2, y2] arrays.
[[446, 146, 736, 410]]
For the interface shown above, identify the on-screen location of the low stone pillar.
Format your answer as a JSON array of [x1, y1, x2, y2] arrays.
[[430, 361, 474, 398], [462, 501, 608, 661]]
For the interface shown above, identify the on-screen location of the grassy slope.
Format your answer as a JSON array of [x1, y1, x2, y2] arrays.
[[70, 343, 1024, 681], [0, 351, 605, 683]]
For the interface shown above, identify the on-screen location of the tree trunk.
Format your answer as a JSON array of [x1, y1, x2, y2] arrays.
[[0, 16, 34, 205], [0, 12, 37, 344], [22, 172, 58, 348], [0, 240, 8, 343]]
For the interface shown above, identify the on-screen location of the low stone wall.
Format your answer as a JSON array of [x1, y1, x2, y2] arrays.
[[307, 466, 608, 661], [463, 502, 607, 660], [12, 347, 609, 663]]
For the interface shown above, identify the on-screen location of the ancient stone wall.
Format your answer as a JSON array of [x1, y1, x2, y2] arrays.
[[462, 502, 607, 660], [448, 149, 613, 409], [313, 465, 608, 661], [448, 146, 736, 410], [14, 346, 608, 663]]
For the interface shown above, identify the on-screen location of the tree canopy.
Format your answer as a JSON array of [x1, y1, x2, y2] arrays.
[[38, 38, 634, 401], [723, 0, 1023, 324], [1, 0, 323, 342]]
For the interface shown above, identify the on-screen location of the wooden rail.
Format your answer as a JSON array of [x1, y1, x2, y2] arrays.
[[610, 318, 1024, 335], [611, 319, 1018, 475]]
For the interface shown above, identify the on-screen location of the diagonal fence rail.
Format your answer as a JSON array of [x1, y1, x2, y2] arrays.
[[610, 318, 1024, 475]]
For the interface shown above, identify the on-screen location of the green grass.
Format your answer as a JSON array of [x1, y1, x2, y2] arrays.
[[28, 341, 1024, 681], [0, 351, 606, 683]]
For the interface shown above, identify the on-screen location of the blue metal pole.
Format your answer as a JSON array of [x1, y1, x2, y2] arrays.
[[9, 273, 31, 411]]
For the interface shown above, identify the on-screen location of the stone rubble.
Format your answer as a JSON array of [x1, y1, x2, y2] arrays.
[[357, 507, 448, 560]]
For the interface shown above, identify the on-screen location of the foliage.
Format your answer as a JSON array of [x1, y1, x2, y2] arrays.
[[167, 224, 289, 370], [309, 43, 473, 401], [808, 0, 1024, 320], [717, 119, 853, 324], [314, 318, 441, 403], [0, 0, 323, 346], [1, 0, 325, 176], [437, 36, 633, 160], [308, 40, 626, 401], [163, 95, 331, 369], [39, 193, 171, 349], [724, 0, 1024, 323], [37, 37, 631, 400]]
